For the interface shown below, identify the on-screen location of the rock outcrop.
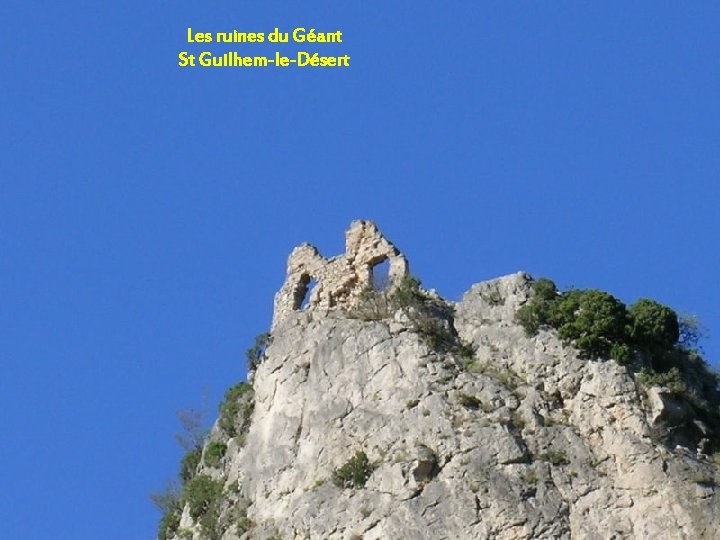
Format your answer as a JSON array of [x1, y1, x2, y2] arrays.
[[161, 221, 720, 540]]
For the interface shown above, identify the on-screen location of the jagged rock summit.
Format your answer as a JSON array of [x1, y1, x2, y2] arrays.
[[161, 221, 720, 540]]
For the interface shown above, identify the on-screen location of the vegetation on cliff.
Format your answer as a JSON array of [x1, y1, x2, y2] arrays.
[[152, 381, 256, 540], [515, 277, 720, 451]]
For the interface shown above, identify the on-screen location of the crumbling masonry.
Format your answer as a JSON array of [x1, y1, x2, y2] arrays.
[[272, 220, 409, 329]]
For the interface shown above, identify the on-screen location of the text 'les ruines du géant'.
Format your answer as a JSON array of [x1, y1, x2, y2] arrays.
[[178, 27, 351, 68]]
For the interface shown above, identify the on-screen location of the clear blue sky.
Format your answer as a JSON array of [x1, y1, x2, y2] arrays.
[[2, 2, 718, 539]]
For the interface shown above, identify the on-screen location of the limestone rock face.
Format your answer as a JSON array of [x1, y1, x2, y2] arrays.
[[167, 223, 720, 540]]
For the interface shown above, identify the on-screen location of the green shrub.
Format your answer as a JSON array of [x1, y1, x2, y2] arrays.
[[349, 275, 426, 321], [458, 393, 482, 410], [636, 367, 687, 396], [180, 447, 202, 483], [510, 410, 527, 430], [182, 474, 231, 539], [236, 516, 253, 534], [224, 497, 253, 539], [515, 304, 542, 336], [219, 382, 254, 438], [393, 278, 464, 354], [610, 342, 633, 365], [332, 451, 373, 489], [234, 432, 248, 447], [412, 316, 456, 351], [533, 278, 559, 302], [537, 450, 569, 466], [352, 274, 468, 356], [515, 278, 559, 335], [554, 290, 628, 358], [517, 280, 630, 360], [351, 287, 393, 320], [494, 367, 522, 390], [520, 282, 688, 363], [522, 470, 538, 485], [157, 509, 182, 540], [628, 299, 679, 350], [390, 275, 426, 310], [184, 474, 223, 519], [456, 340, 476, 361], [204, 441, 228, 468]]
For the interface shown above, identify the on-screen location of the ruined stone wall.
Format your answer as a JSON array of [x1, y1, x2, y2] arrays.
[[271, 220, 409, 329]]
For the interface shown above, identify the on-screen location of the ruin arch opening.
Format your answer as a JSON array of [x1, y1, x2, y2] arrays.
[[370, 258, 391, 292], [296, 275, 319, 310]]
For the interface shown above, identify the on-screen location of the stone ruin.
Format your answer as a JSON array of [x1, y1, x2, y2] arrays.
[[272, 220, 409, 329]]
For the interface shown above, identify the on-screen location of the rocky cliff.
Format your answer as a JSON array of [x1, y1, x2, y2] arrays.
[[158, 221, 720, 540]]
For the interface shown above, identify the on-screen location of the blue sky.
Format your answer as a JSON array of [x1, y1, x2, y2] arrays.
[[2, 2, 718, 539]]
